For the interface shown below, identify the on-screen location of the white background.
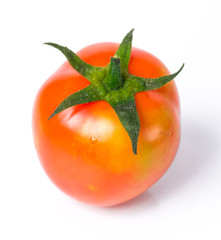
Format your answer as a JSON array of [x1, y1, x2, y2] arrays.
[[0, 0, 221, 239]]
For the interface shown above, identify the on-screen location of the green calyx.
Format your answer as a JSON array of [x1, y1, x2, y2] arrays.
[[45, 29, 184, 154]]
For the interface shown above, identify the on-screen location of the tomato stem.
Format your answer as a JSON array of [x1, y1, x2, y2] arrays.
[[46, 30, 184, 154], [103, 57, 122, 91]]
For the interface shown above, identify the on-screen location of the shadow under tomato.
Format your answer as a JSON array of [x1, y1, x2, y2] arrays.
[[92, 191, 159, 216]]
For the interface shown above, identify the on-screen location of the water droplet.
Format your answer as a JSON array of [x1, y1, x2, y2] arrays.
[[89, 136, 97, 143]]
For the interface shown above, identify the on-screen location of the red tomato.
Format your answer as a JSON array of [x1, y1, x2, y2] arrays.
[[32, 42, 180, 207]]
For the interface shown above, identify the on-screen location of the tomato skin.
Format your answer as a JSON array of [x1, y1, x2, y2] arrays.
[[32, 43, 180, 206]]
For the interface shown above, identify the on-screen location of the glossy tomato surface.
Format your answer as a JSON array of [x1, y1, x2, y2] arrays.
[[32, 43, 180, 206]]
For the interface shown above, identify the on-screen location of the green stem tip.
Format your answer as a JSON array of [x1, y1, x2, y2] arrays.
[[46, 29, 184, 154]]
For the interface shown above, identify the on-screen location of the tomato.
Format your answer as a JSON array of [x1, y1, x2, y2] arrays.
[[32, 31, 182, 206]]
